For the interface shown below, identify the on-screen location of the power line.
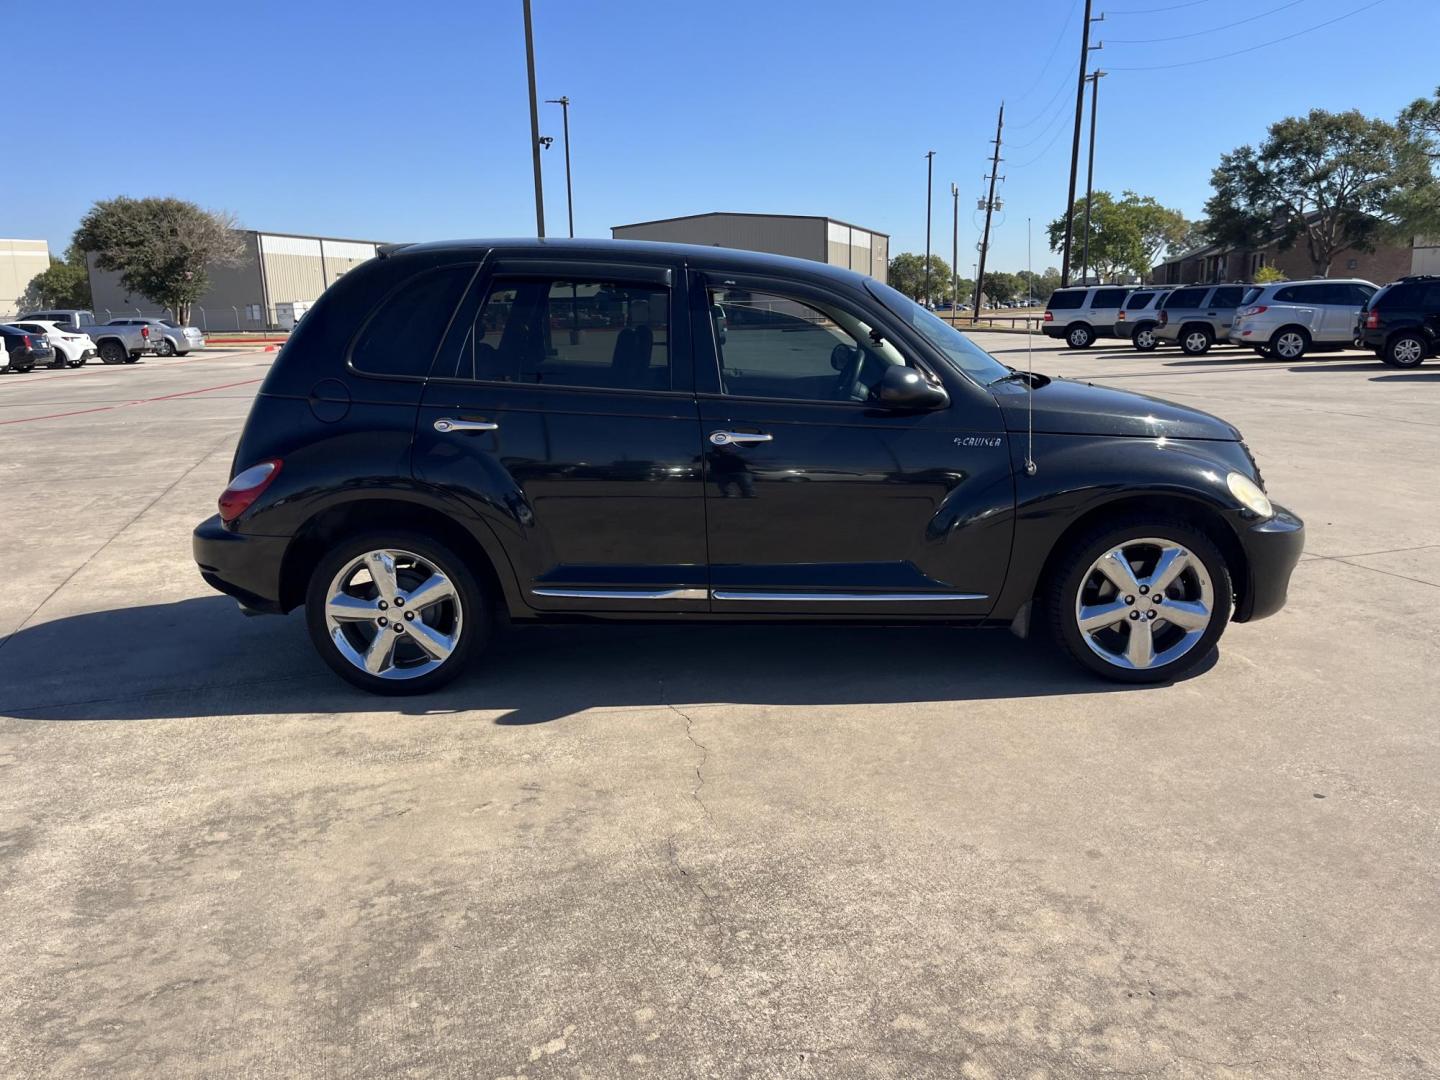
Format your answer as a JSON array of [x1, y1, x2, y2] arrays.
[[1106, 0, 1393, 69], [1008, 57, 1081, 130], [1106, 0, 1306, 43], [1106, 0, 1215, 13], [1011, 0, 1082, 105], [1008, 92, 1073, 150], [1008, 117, 1071, 170]]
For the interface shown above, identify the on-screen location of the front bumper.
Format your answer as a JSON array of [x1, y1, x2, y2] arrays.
[[193, 514, 290, 614], [1233, 505, 1305, 622]]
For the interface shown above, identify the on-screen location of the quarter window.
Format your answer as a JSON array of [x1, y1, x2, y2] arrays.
[[351, 265, 474, 378], [1046, 290, 1085, 310], [710, 287, 905, 403], [1125, 292, 1154, 310], [443, 277, 671, 392], [1209, 286, 1246, 308], [1163, 287, 1208, 308], [1091, 288, 1129, 308]]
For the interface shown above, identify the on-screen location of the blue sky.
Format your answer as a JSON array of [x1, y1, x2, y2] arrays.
[[7, 0, 1438, 274]]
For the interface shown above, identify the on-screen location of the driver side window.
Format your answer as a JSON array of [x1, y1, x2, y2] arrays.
[[710, 287, 899, 403]]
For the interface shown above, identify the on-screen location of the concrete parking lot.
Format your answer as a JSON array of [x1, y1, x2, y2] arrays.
[[1, 336, 1436, 1078]]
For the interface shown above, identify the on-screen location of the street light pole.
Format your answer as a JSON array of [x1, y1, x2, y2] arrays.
[[924, 151, 936, 305], [545, 95, 574, 237], [522, 0, 545, 238], [951, 182, 959, 325], [1081, 71, 1106, 285]]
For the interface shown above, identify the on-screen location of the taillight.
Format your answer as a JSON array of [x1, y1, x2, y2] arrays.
[[1043, 311, 1053, 322], [1158, 311, 1168, 326], [1364, 309, 1379, 329], [1242, 305, 1267, 317], [1117, 311, 1127, 321], [141, 326, 150, 339], [21, 335, 31, 348], [218, 460, 282, 523]]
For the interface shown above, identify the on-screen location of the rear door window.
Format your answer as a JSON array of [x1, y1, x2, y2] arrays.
[[1274, 284, 1328, 304], [1046, 290, 1085, 310], [350, 264, 475, 378], [1163, 287, 1208, 308]]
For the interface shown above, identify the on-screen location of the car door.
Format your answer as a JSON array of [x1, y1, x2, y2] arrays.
[[1088, 287, 1130, 335], [1321, 283, 1374, 342], [411, 256, 707, 613], [691, 269, 1013, 617], [1206, 285, 1246, 333]]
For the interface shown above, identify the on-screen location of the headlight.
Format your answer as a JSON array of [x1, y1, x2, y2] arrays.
[[1227, 471, 1273, 519]]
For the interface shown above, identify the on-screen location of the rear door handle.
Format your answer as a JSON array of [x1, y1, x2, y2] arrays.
[[709, 430, 773, 446], [434, 417, 499, 433]]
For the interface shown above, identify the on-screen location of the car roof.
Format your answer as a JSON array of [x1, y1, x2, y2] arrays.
[[381, 237, 878, 290]]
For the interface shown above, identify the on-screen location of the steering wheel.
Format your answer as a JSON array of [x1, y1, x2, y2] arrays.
[[831, 344, 867, 402]]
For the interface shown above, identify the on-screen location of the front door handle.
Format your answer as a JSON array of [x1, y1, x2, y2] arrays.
[[709, 430, 773, 446], [434, 417, 499, 433]]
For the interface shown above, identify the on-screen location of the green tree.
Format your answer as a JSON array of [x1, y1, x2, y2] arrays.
[[21, 245, 92, 310], [73, 196, 245, 322], [1017, 267, 1062, 306], [1046, 191, 1147, 282], [887, 252, 955, 304], [1120, 191, 1191, 273], [981, 271, 1021, 304], [1203, 109, 1439, 276], [1400, 85, 1440, 160]]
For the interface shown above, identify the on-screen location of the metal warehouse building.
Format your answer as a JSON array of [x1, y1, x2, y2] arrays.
[[611, 212, 889, 283], [1, 238, 53, 318], [86, 230, 385, 331]]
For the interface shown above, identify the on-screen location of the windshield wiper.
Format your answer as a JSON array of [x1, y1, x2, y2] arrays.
[[989, 367, 1038, 387]]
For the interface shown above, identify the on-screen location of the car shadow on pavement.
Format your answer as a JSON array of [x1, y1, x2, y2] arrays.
[[1369, 370, 1440, 382], [0, 596, 1188, 724]]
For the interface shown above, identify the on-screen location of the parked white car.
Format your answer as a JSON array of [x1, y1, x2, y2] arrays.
[[1228, 279, 1378, 359], [7, 319, 97, 368]]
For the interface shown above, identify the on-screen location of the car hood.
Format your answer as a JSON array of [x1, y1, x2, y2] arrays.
[[993, 375, 1239, 440]]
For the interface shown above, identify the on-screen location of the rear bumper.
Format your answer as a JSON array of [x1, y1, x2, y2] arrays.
[[1233, 505, 1305, 622], [193, 514, 290, 614], [1041, 324, 1065, 339]]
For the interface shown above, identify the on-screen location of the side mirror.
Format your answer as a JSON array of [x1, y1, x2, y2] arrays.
[[878, 365, 949, 410]]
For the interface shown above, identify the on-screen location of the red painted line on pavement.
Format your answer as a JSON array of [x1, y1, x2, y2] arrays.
[[0, 377, 265, 426]]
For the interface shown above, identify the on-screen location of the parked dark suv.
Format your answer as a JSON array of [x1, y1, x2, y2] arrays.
[[1356, 275, 1440, 368], [193, 239, 1304, 694], [0, 324, 55, 373]]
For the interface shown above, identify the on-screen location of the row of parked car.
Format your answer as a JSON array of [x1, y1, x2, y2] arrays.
[[1041, 275, 1440, 367], [0, 309, 206, 373]]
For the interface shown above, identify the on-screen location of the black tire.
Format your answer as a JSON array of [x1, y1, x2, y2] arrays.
[[1384, 333, 1428, 369], [304, 530, 490, 695], [1065, 323, 1095, 349], [1132, 324, 1158, 351], [98, 339, 127, 364], [124, 353, 140, 364], [1269, 326, 1309, 361], [1046, 516, 1232, 684], [1180, 324, 1214, 356], [49, 356, 66, 369], [155, 339, 176, 357]]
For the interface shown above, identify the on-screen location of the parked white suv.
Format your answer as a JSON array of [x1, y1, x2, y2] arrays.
[[1229, 279, 1377, 359], [1042, 285, 1134, 348]]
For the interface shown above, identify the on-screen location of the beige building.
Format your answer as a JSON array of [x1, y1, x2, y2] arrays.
[[1, 239, 53, 318], [611, 212, 889, 283], [87, 230, 385, 331]]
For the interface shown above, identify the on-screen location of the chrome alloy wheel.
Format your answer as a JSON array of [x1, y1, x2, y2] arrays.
[[1274, 331, 1306, 359], [1392, 337, 1424, 366], [324, 548, 463, 680], [1074, 538, 1214, 671], [1184, 330, 1210, 353], [1134, 328, 1155, 349]]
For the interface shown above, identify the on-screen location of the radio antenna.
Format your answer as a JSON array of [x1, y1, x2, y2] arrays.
[[1025, 216, 1037, 476]]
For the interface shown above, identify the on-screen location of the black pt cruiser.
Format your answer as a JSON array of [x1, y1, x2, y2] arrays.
[[193, 239, 1304, 694]]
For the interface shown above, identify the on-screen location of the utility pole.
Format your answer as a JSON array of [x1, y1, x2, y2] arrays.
[[950, 182, 960, 325], [1080, 71, 1106, 284], [545, 96, 574, 237], [972, 103, 1004, 323], [522, 0, 545, 237], [1060, 0, 1103, 286], [924, 151, 936, 305]]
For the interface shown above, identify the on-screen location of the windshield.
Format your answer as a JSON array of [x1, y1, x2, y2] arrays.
[[866, 280, 1010, 385]]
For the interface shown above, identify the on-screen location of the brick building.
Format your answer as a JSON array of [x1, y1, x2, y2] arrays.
[[1150, 233, 1434, 286]]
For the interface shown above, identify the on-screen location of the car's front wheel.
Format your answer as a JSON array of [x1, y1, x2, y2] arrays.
[[304, 531, 489, 695], [1048, 518, 1231, 684], [1384, 333, 1428, 369]]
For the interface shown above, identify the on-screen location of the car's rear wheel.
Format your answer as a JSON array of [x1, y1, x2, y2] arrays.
[[1270, 327, 1309, 360], [1048, 518, 1231, 684], [155, 339, 176, 357], [1133, 325, 1158, 351], [1385, 333, 1427, 369], [304, 531, 489, 695], [1181, 325, 1214, 356], [98, 340, 127, 364], [1066, 324, 1095, 349]]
